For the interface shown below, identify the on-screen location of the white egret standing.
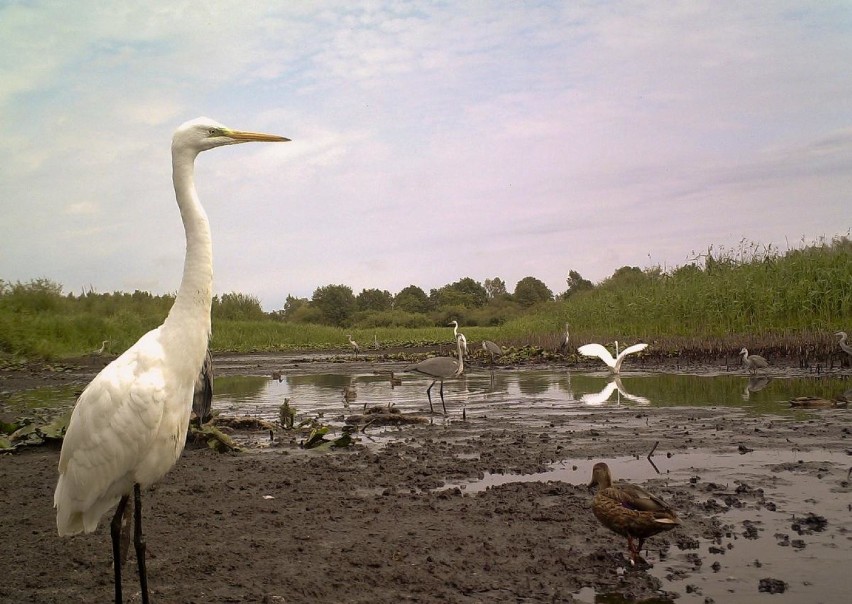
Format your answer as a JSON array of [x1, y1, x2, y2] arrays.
[[835, 331, 852, 356], [448, 320, 468, 356], [347, 334, 360, 357], [94, 340, 110, 355], [739, 348, 769, 374], [406, 334, 466, 414], [578, 340, 648, 373], [54, 118, 288, 604]]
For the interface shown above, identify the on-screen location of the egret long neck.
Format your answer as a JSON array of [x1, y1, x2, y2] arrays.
[[163, 148, 213, 347]]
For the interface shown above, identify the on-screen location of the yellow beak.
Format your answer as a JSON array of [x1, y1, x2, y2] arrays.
[[226, 129, 290, 142]]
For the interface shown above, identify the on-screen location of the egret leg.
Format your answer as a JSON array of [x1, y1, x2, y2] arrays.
[[133, 483, 150, 604], [111, 494, 130, 604], [438, 380, 447, 415], [425, 380, 436, 413]]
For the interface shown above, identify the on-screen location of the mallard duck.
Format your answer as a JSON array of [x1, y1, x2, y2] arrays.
[[588, 462, 681, 564], [789, 396, 848, 409]]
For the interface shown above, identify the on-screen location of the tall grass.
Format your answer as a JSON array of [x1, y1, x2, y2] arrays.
[[2, 236, 849, 360]]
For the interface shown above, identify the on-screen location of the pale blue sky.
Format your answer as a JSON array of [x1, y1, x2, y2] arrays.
[[1, 1, 849, 310]]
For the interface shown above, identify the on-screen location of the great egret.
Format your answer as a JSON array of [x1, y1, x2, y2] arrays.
[[54, 117, 288, 604], [406, 333, 465, 414], [739, 348, 769, 374], [448, 320, 468, 356], [192, 349, 214, 427], [835, 331, 852, 356], [94, 340, 110, 355], [578, 340, 648, 373], [588, 462, 681, 565], [347, 334, 360, 356], [482, 340, 503, 365]]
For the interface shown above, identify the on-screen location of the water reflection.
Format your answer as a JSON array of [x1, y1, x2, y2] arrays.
[[2, 369, 848, 425], [580, 377, 650, 406], [203, 369, 850, 427]]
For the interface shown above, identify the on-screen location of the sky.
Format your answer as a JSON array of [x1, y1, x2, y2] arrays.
[[1, 1, 850, 311]]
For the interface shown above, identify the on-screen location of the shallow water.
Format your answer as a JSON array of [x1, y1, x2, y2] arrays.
[[211, 368, 848, 424]]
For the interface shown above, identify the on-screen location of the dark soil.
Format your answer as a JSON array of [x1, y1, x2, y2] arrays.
[[0, 354, 849, 603]]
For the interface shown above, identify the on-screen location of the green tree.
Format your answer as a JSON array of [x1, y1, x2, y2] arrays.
[[562, 269, 594, 298], [431, 277, 488, 308], [311, 284, 356, 326], [484, 277, 508, 299], [394, 285, 430, 314], [213, 292, 266, 321], [513, 276, 553, 308], [279, 294, 310, 321], [356, 288, 393, 312]]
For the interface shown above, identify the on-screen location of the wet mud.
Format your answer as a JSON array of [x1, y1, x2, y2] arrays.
[[0, 355, 849, 603]]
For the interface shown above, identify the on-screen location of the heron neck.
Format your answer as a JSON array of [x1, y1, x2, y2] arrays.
[[163, 148, 213, 347]]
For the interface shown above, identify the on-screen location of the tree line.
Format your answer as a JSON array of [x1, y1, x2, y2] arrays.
[[275, 271, 597, 328]]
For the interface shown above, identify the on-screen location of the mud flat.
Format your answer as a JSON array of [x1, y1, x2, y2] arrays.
[[0, 356, 849, 603]]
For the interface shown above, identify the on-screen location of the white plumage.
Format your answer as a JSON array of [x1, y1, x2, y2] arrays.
[[578, 340, 648, 374], [53, 117, 288, 601]]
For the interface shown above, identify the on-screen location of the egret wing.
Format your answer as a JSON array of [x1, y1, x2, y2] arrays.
[[578, 343, 616, 368]]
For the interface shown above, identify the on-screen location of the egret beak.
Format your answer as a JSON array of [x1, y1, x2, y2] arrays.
[[226, 129, 290, 143]]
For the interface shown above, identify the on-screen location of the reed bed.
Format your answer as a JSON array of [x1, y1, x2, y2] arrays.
[[2, 236, 849, 361]]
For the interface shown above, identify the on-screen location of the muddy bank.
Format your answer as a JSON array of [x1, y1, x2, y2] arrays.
[[0, 356, 850, 603]]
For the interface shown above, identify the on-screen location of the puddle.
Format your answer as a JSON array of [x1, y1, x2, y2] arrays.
[[451, 448, 851, 604]]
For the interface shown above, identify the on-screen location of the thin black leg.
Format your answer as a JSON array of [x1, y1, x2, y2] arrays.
[[133, 484, 150, 604], [426, 381, 435, 413], [439, 380, 447, 415], [111, 494, 130, 604]]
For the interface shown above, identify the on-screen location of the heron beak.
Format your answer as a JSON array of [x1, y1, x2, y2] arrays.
[[226, 129, 290, 143]]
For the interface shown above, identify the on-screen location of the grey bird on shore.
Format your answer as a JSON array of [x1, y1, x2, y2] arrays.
[[835, 331, 852, 356], [482, 340, 503, 365], [406, 334, 465, 415], [739, 348, 769, 374]]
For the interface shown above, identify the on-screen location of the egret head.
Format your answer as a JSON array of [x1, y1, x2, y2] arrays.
[[448, 320, 458, 327], [172, 117, 289, 154], [739, 348, 748, 355]]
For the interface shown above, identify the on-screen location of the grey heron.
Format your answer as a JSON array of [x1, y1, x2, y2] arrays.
[[406, 333, 465, 414], [835, 331, 852, 356], [482, 340, 503, 365], [347, 334, 360, 356], [739, 348, 769, 373]]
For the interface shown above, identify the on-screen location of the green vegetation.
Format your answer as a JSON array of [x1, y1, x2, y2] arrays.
[[1, 236, 849, 361]]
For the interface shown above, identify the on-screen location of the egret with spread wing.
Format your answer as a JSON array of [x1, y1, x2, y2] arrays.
[[578, 340, 648, 373], [54, 118, 288, 604]]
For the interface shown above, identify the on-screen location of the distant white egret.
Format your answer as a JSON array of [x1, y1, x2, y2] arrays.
[[94, 340, 110, 355], [578, 340, 648, 373], [347, 334, 360, 356], [448, 320, 468, 356], [835, 331, 852, 356], [739, 348, 769, 374], [406, 334, 466, 414], [53, 117, 288, 603]]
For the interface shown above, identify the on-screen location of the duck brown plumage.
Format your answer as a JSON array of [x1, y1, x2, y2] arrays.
[[588, 462, 681, 564]]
